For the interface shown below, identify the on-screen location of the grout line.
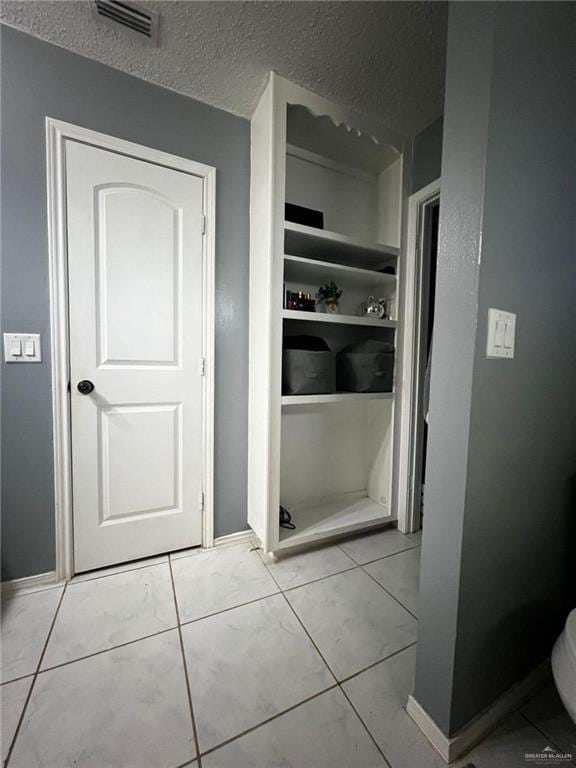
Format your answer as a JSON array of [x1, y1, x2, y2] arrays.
[[12, 595, 286, 682], [171, 539, 253, 563], [337, 641, 418, 685], [336, 541, 420, 567], [277, 565, 360, 594], [168, 557, 203, 768], [197, 683, 340, 760], [360, 563, 419, 621], [260, 560, 338, 684], [339, 684, 393, 768], [358, 543, 421, 567], [37, 626, 177, 674], [1, 581, 66, 600], [5, 582, 68, 767], [169, 550, 206, 564], [259, 554, 393, 768], [70, 556, 169, 585], [178, 589, 281, 628], [1, 672, 36, 688], [518, 711, 574, 760]]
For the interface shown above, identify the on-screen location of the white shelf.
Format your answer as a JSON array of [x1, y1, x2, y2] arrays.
[[277, 491, 392, 550], [283, 309, 397, 328], [282, 392, 394, 406], [284, 221, 399, 270], [284, 254, 396, 288]]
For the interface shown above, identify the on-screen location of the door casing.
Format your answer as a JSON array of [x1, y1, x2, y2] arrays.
[[397, 178, 441, 534], [46, 118, 216, 580]]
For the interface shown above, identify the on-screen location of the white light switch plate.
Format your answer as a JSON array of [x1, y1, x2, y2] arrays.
[[3, 333, 42, 362], [487, 309, 516, 359]]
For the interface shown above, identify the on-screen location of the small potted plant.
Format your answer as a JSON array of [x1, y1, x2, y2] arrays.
[[317, 281, 343, 314]]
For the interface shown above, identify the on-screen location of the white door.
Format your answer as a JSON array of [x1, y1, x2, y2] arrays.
[[66, 140, 205, 572]]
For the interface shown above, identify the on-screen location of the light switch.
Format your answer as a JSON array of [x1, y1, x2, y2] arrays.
[[487, 309, 516, 359], [503, 321, 514, 349], [3, 333, 42, 363], [494, 320, 504, 348]]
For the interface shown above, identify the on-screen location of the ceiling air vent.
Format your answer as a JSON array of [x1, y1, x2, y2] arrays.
[[93, 0, 160, 45]]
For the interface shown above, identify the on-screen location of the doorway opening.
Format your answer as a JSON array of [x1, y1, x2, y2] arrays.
[[417, 197, 440, 527], [398, 179, 440, 535]]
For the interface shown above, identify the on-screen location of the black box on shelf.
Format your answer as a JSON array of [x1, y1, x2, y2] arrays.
[[285, 203, 324, 230], [336, 340, 394, 393], [283, 336, 334, 395]]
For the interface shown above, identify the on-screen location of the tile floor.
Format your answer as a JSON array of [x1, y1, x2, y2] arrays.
[[1, 527, 575, 767]]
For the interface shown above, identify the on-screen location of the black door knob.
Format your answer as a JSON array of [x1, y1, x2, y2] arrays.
[[77, 380, 95, 395]]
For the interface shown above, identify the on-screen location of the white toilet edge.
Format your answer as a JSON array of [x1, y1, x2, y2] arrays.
[[551, 613, 576, 725]]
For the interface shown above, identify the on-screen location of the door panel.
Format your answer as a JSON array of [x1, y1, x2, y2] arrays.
[[96, 185, 182, 366], [66, 140, 204, 572], [101, 404, 181, 522]]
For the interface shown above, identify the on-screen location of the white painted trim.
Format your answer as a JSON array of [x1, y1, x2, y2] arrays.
[[46, 118, 216, 578], [276, 73, 405, 154], [397, 178, 441, 534], [389, 135, 413, 537], [406, 695, 451, 762], [213, 530, 256, 549], [1, 572, 61, 597], [407, 660, 550, 763], [201, 150, 216, 550]]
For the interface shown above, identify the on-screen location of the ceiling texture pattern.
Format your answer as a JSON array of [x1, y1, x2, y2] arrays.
[[1, 1, 447, 137]]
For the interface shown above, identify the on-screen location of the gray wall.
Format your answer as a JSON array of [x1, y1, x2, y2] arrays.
[[1, 25, 250, 580], [413, 2, 496, 733], [415, 2, 576, 736], [412, 116, 443, 193]]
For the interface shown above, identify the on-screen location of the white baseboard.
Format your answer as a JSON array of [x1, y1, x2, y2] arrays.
[[213, 529, 256, 549], [1, 571, 61, 597], [407, 659, 550, 763], [406, 695, 451, 762]]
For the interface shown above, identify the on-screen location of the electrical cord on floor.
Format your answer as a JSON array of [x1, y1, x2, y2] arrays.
[[279, 506, 296, 530]]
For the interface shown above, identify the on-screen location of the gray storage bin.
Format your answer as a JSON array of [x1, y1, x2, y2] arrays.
[[283, 336, 334, 395], [336, 340, 394, 393]]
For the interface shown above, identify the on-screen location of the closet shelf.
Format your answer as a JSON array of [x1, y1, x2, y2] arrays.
[[282, 392, 394, 406], [283, 309, 397, 328], [284, 254, 396, 288], [277, 491, 392, 550], [284, 221, 399, 270]]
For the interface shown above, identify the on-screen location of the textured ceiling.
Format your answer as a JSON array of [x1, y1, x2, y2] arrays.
[[0, 1, 447, 137]]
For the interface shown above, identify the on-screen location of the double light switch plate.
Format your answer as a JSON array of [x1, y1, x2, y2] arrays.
[[3, 333, 42, 362], [486, 309, 516, 359]]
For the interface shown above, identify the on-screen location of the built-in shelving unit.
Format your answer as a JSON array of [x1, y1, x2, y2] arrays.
[[248, 73, 409, 555]]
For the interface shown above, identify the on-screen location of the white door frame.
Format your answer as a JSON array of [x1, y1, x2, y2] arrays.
[[397, 178, 440, 533], [46, 118, 216, 581]]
